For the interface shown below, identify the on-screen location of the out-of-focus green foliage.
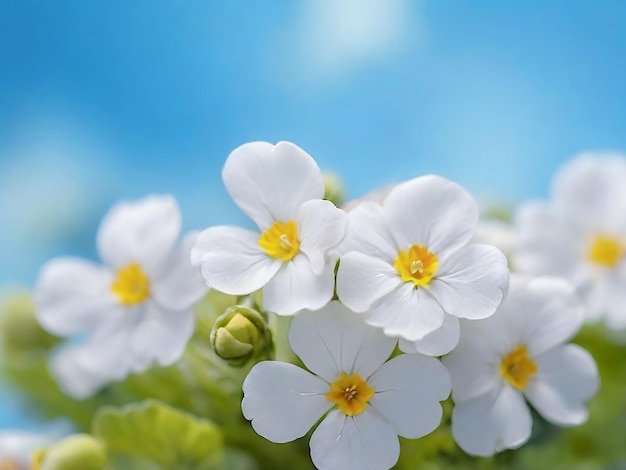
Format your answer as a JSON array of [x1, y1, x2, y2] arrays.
[[0, 291, 58, 352], [2, 288, 626, 470], [92, 400, 224, 470], [0, 291, 103, 429], [323, 172, 348, 207]]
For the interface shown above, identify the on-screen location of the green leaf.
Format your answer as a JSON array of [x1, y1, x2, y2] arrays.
[[92, 399, 224, 469]]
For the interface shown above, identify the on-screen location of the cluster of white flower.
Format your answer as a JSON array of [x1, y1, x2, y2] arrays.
[[34, 141, 607, 469]]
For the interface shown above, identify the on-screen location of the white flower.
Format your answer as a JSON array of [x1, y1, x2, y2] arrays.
[[35, 195, 208, 399], [191, 141, 347, 316], [241, 301, 450, 470], [515, 153, 626, 329], [0, 423, 69, 470], [442, 275, 599, 457], [0, 431, 49, 470], [336, 175, 509, 347]]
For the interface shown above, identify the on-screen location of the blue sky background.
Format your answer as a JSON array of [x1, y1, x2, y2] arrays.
[[1, 0, 626, 428]]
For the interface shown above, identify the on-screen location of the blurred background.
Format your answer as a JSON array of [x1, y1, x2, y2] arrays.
[[1, 0, 626, 429]]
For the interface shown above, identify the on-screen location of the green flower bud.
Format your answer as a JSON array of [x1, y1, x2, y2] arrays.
[[323, 172, 348, 207], [0, 291, 58, 352], [210, 306, 272, 367], [38, 434, 106, 470]]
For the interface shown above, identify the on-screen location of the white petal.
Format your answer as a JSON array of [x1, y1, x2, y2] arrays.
[[222, 141, 324, 230], [97, 195, 181, 273], [152, 231, 209, 311], [50, 344, 112, 399], [473, 219, 516, 258], [428, 244, 509, 320], [602, 266, 626, 330], [191, 225, 281, 295], [289, 302, 396, 383], [384, 176, 478, 257], [441, 319, 507, 403], [263, 254, 335, 315], [297, 199, 347, 274], [451, 385, 532, 457], [72, 317, 135, 378], [399, 314, 460, 357], [129, 302, 195, 368], [514, 201, 584, 278], [525, 344, 599, 426], [338, 202, 397, 261], [468, 275, 542, 352], [50, 318, 135, 398], [336, 251, 402, 313], [241, 361, 331, 443], [35, 258, 119, 336], [369, 354, 450, 438], [513, 276, 584, 356], [365, 283, 444, 342], [581, 275, 610, 322], [310, 409, 399, 470], [551, 153, 626, 234]]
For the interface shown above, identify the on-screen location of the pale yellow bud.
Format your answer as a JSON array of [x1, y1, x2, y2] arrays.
[[38, 434, 106, 470], [210, 306, 272, 367]]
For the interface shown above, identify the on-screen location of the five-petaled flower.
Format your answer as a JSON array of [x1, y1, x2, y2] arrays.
[[241, 301, 451, 470], [515, 153, 626, 330], [336, 175, 510, 349], [35, 195, 208, 398], [191, 141, 347, 316], [442, 275, 599, 456]]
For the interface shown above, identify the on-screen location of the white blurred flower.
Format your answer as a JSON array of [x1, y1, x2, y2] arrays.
[[442, 275, 599, 457], [0, 431, 48, 470], [242, 302, 450, 470], [515, 153, 626, 329], [336, 176, 509, 347], [0, 422, 70, 470], [474, 219, 516, 263], [191, 141, 347, 316], [341, 183, 395, 211], [35, 195, 208, 398]]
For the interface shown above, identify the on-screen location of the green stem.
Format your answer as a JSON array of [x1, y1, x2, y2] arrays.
[[269, 313, 296, 363]]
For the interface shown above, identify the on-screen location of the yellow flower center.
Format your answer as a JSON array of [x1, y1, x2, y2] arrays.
[[326, 372, 375, 416], [258, 220, 300, 261], [588, 235, 623, 268], [30, 449, 45, 470], [500, 344, 537, 390], [111, 263, 151, 305], [393, 244, 438, 287]]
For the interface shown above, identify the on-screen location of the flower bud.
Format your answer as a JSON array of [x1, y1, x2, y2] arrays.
[[323, 172, 348, 207], [37, 434, 106, 470], [210, 306, 272, 367]]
